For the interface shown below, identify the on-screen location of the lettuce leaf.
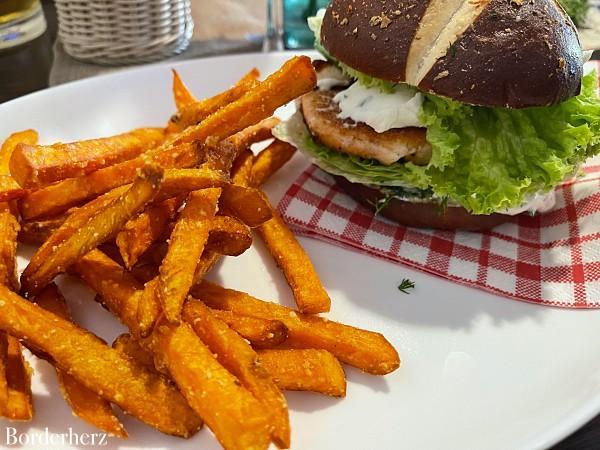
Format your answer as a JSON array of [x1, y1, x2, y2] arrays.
[[419, 71, 600, 214]]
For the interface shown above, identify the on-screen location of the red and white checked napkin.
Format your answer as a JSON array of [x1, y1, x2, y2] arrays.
[[277, 162, 600, 308]]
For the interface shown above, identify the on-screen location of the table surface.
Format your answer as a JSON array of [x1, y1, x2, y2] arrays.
[[0, 2, 599, 449]]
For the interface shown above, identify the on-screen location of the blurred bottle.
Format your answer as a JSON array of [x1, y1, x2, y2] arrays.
[[283, 0, 329, 49], [0, 0, 46, 50]]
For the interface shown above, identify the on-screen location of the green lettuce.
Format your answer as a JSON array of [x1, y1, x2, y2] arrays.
[[418, 71, 600, 214], [558, 0, 589, 26]]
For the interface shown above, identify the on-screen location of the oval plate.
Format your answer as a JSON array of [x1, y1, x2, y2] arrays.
[[2, 51, 600, 450]]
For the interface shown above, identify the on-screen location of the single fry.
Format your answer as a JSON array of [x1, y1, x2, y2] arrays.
[[219, 184, 272, 228], [113, 333, 156, 373], [10, 128, 165, 188], [208, 309, 288, 349], [116, 196, 183, 269], [231, 149, 255, 186], [258, 349, 346, 397], [250, 140, 297, 188], [21, 165, 164, 296], [72, 250, 142, 327], [257, 198, 330, 314], [155, 167, 227, 201], [0, 285, 201, 436], [183, 300, 290, 448], [0, 209, 20, 291], [19, 141, 199, 220], [192, 282, 400, 375], [172, 69, 197, 111], [206, 215, 252, 257], [0, 335, 33, 421], [0, 129, 38, 173], [136, 278, 161, 338], [0, 176, 25, 203], [0, 130, 38, 204], [35, 284, 127, 438], [18, 215, 67, 245], [156, 188, 220, 324], [149, 322, 271, 450], [170, 68, 260, 132], [193, 250, 221, 284]]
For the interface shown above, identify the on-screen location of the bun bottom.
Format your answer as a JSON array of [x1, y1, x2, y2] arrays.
[[334, 176, 512, 231]]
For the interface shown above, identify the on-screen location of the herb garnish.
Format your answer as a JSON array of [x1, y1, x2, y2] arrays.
[[398, 278, 415, 294]]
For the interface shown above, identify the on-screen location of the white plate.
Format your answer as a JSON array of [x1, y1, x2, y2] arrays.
[[1, 51, 600, 450]]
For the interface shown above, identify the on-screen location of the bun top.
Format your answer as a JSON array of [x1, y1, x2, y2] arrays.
[[320, 0, 583, 108]]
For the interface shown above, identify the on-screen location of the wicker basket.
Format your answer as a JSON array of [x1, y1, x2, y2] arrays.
[[55, 0, 194, 65]]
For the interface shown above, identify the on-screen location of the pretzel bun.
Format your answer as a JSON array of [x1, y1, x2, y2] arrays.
[[320, 0, 583, 108], [334, 176, 511, 231]]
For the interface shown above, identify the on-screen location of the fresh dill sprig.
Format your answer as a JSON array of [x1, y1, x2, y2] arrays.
[[398, 278, 415, 294], [369, 194, 394, 215]]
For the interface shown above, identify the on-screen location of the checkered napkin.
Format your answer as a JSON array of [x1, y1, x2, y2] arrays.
[[277, 162, 600, 308]]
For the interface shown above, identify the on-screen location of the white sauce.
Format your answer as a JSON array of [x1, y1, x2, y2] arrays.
[[499, 190, 556, 216], [333, 82, 424, 133]]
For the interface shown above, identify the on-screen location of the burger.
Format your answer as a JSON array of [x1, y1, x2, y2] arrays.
[[273, 0, 600, 230]]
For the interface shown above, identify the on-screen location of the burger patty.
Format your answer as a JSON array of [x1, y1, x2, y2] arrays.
[[300, 90, 432, 166]]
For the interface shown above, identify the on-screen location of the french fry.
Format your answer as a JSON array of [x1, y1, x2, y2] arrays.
[[149, 322, 272, 450], [21, 164, 164, 296], [169, 68, 260, 132], [136, 278, 161, 338], [0, 336, 33, 421], [155, 167, 228, 201], [0, 284, 202, 436], [0, 334, 8, 406], [23, 186, 128, 290], [171, 69, 197, 111], [206, 215, 252, 257], [155, 188, 220, 324], [206, 117, 279, 174], [18, 215, 67, 245], [258, 349, 346, 397], [0, 208, 20, 291], [72, 252, 272, 450], [208, 309, 288, 349], [10, 128, 165, 188], [250, 140, 297, 188], [191, 282, 400, 375], [219, 184, 272, 228], [256, 199, 331, 314], [116, 196, 184, 269], [35, 284, 127, 438], [183, 300, 290, 448], [0, 129, 38, 173], [113, 333, 156, 373], [0, 130, 38, 205], [193, 250, 221, 284], [231, 149, 255, 187], [19, 141, 199, 220], [72, 250, 142, 327], [171, 57, 315, 148], [0, 176, 25, 203]]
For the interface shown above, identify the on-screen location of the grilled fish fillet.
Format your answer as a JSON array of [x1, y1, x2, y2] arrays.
[[300, 90, 431, 166]]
